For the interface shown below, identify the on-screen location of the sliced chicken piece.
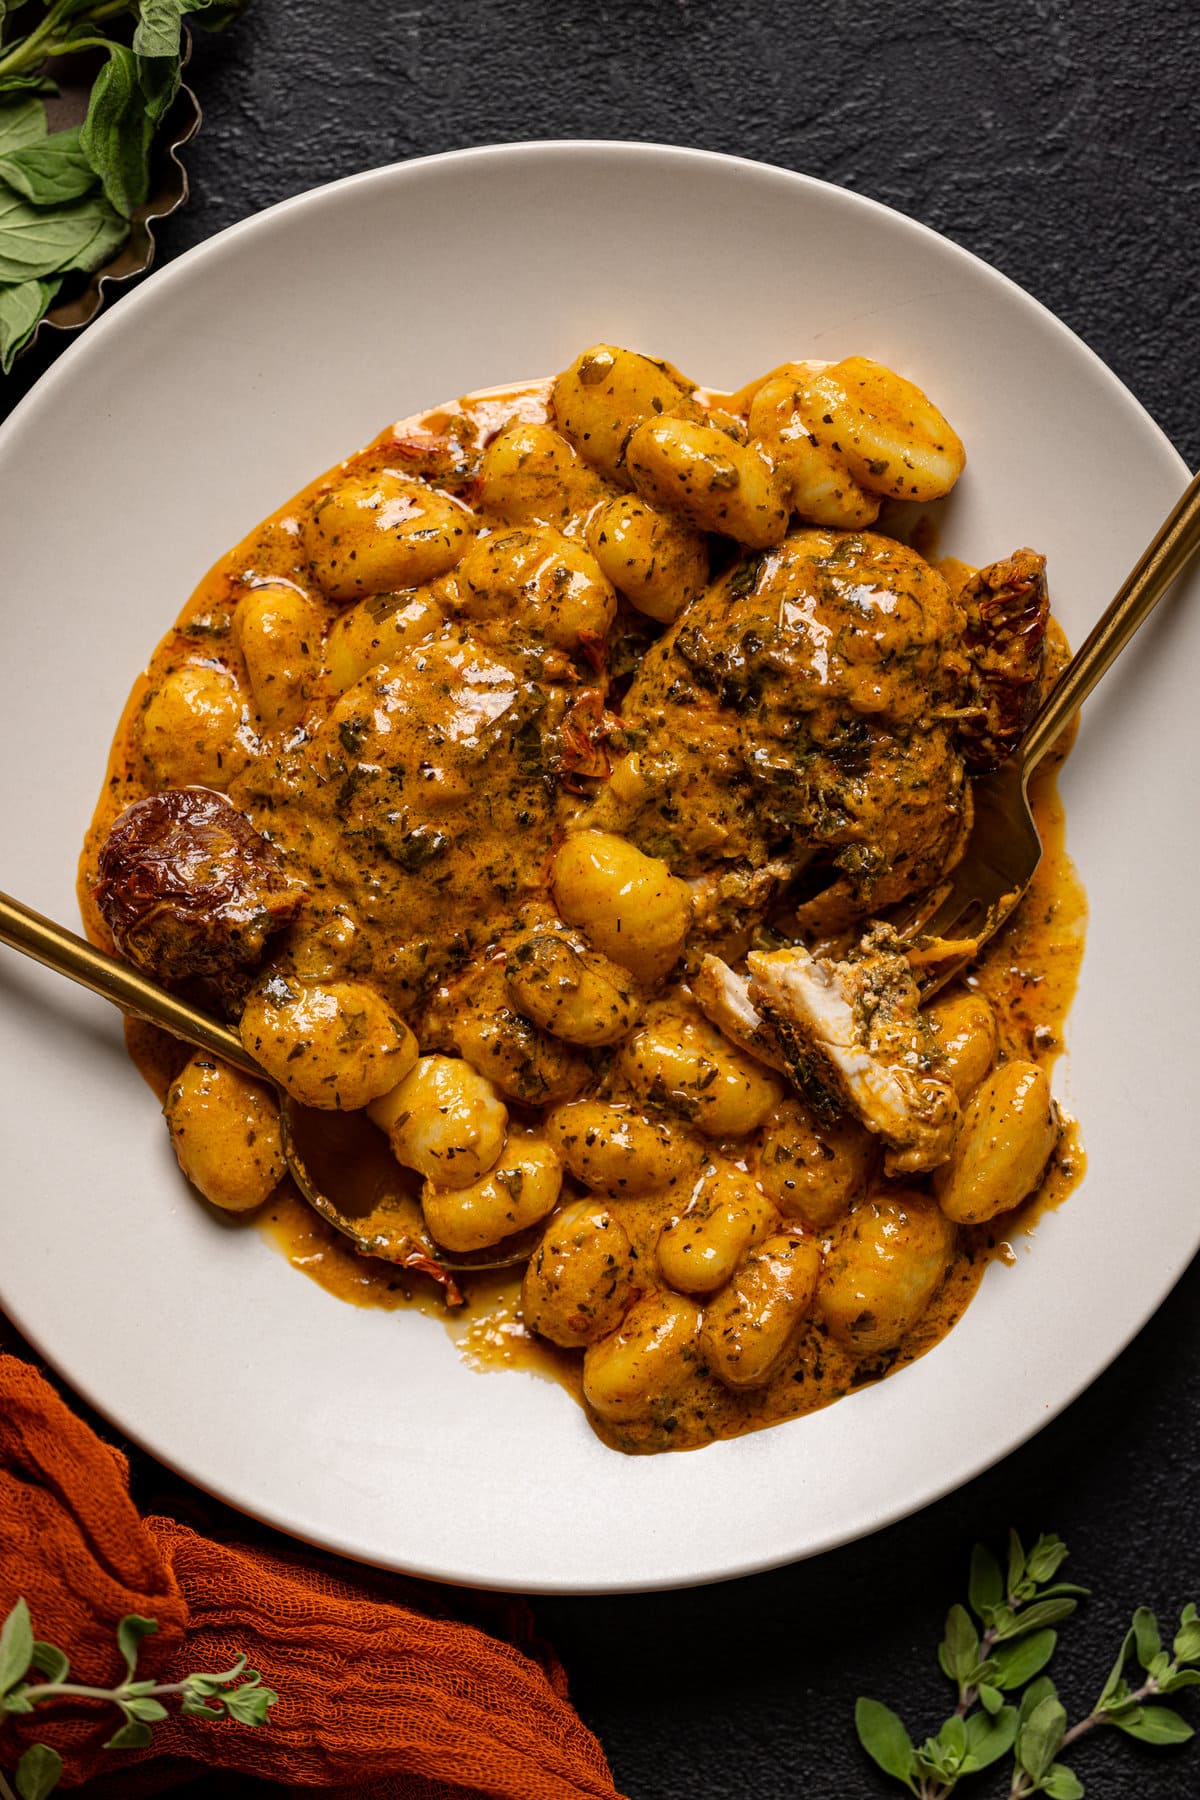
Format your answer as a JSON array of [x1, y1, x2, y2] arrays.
[[693, 954, 788, 1074], [745, 927, 959, 1174]]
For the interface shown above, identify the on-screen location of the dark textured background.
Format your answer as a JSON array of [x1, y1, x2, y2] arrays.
[[3, 2, 1199, 1796]]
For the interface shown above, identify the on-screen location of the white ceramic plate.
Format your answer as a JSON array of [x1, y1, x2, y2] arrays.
[[1, 143, 1196, 1594]]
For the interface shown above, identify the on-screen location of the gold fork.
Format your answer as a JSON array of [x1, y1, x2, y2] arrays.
[[893, 467, 1200, 995]]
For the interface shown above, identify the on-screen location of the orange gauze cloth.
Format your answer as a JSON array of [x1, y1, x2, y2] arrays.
[[0, 1354, 624, 1799]]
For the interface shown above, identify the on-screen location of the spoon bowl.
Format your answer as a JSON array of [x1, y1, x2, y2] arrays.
[[280, 1099, 548, 1290]]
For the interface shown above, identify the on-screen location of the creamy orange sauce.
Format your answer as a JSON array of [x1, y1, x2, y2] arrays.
[[257, 758, 1084, 1453], [86, 349, 1086, 1456]]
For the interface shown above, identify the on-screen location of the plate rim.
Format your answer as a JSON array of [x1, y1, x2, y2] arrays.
[[4, 138, 1188, 484], [0, 138, 1194, 1594]]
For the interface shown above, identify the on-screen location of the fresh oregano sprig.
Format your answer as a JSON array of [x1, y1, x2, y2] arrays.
[[0, 1596, 278, 1799], [856, 1531, 1200, 1798]]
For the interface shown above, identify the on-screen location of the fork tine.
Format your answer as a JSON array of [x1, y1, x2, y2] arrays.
[[885, 758, 1044, 995], [901, 880, 1006, 950]]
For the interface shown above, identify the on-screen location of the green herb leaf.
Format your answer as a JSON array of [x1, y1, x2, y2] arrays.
[[938, 1712, 968, 1763], [2, 1688, 34, 1714], [123, 1696, 169, 1723], [1159, 1667, 1200, 1694], [0, 95, 45, 154], [14, 1742, 62, 1800], [912, 1737, 945, 1784], [855, 1696, 917, 1784], [185, 0, 248, 28], [0, 1597, 34, 1695], [79, 44, 152, 216], [0, 274, 51, 367], [116, 1614, 158, 1682], [964, 1705, 1018, 1771], [0, 185, 123, 280], [135, 53, 180, 127], [0, 72, 60, 96], [0, 125, 99, 203], [1016, 1692, 1067, 1781], [133, 0, 187, 60], [1019, 1675, 1059, 1724], [1097, 1627, 1136, 1709], [994, 1597, 1079, 1641], [179, 1695, 225, 1719], [64, 202, 125, 273], [939, 1604, 979, 1686], [1175, 1605, 1200, 1664], [182, 1655, 248, 1697], [978, 1682, 1004, 1715], [969, 1543, 1004, 1621], [1007, 1529, 1027, 1596], [992, 1629, 1058, 1691], [1113, 1704, 1194, 1746], [220, 1681, 277, 1726], [29, 1640, 69, 1684], [1132, 1606, 1163, 1671], [1026, 1535, 1070, 1585], [1041, 1765, 1084, 1800], [103, 1717, 153, 1751]]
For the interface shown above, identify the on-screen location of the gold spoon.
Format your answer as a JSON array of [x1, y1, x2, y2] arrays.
[[0, 893, 541, 1291]]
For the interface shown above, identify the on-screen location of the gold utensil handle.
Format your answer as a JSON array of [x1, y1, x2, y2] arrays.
[[0, 888, 262, 1081], [1021, 466, 1200, 774]]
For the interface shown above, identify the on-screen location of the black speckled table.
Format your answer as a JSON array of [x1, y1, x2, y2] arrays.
[[3, 4, 1198, 1797]]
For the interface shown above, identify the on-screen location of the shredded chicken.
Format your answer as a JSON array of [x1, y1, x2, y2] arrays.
[[738, 926, 959, 1174], [692, 954, 788, 1073]]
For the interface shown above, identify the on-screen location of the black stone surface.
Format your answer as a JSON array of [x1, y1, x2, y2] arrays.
[[3, 4, 1198, 1797]]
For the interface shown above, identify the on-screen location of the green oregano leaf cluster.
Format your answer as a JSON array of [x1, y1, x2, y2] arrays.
[[0, 1595, 277, 1799], [856, 1531, 1200, 1798], [0, 0, 248, 372]]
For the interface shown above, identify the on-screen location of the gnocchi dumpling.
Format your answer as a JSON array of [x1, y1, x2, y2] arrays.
[[521, 1201, 640, 1348], [545, 1098, 696, 1195], [164, 1054, 285, 1212], [584, 494, 708, 623], [457, 526, 617, 652], [551, 830, 692, 986], [699, 1231, 822, 1390], [551, 343, 698, 480], [369, 1054, 508, 1189], [139, 663, 250, 788], [656, 1164, 777, 1296], [421, 1131, 562, 1251], [934, 1062, 1059, 1224], [818, 1191, 956, 1354], [791, 355, 965, 502], [624, 415, 789, 548], [305, 471, 472, 601], [582, 1290, 702, 1423], [239, 976, 417, 1110], [234, 581, 324, 729]]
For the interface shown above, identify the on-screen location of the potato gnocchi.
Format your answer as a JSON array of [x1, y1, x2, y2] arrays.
[[81, 343, 1085, 1454]]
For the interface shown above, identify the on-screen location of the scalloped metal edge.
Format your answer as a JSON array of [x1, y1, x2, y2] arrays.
[[21, 67, 201, 359]]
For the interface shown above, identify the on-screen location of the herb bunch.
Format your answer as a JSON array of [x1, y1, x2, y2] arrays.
[[0, 1597, 277, 1799], [0, 0, 245, 372], [857, 1532, 1200, 1798]]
